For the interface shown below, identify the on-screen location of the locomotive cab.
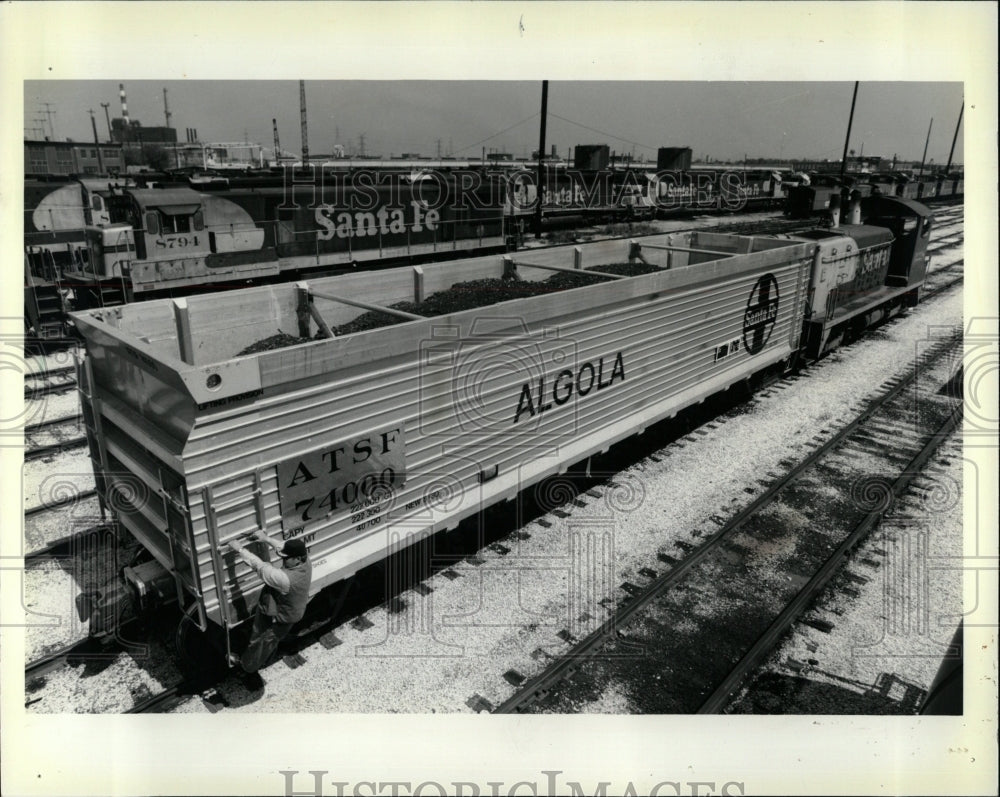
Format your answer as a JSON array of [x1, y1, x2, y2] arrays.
[[129, 188, 211, 262], [861, 196, 933, 287], [84, 224, 136, 278]]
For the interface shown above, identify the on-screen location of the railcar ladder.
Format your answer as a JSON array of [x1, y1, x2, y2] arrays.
[[76, 352, 112, 520]]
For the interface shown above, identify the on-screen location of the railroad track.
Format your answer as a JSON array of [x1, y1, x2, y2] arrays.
[[23, 365, 78, 398], [23, 523, 115, 566], [127, 683, 190, 714], [494, 330, 963, 713], [25, 413, 88, 461], [25, 635, 119, 683], [700, 404, 962, 712], [927, 234, 964, 254], [24, 489, 98, 518], [921, 261, 964, 302], [24, 413, 84, 434]]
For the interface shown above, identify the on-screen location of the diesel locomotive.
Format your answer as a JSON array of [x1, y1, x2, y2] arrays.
[[24, 167, 793, 316]]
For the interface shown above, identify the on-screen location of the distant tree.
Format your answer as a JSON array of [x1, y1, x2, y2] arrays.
[[142, 144, 170, 171]]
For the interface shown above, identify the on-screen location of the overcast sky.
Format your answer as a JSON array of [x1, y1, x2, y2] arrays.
[[25, 80, 964, 164]]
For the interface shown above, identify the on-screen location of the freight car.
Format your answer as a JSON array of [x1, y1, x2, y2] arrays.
[[69, 196, 933, 664], [787, 172, 962, 218]]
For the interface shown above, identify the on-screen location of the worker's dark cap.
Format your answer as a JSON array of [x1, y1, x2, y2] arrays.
[[281, 539, 308, 558]]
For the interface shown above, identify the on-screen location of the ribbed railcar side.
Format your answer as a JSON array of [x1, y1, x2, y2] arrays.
[[181, 247, 813, 627], [74, 235, 814, 636]]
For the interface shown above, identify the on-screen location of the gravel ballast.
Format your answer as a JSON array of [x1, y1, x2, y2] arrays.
[[727, 432, 965, 714], [171, 286, 964, 714]]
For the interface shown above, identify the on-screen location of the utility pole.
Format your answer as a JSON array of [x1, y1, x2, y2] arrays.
[[89, 110, 104, 173], [100, 103, 112, 141], [945, 102, 963, 174], [839, 81, 859, 180], [534, 79, 548, 239], [299, 80, 309, 167], [918, 117, 933, 177]]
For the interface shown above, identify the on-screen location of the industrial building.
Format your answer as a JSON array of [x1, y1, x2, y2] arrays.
[[24, 139, 125, 178]]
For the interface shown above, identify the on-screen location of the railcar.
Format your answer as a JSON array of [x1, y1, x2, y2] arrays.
[[785, 183, 840, 217], [787, 171, 961, 217], [789, 196, 931, 356], [70, 197, 932, 662], [55, 177, 513, 306]]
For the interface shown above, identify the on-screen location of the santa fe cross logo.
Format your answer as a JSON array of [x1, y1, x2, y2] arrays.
[[742, 273, 780, 355]]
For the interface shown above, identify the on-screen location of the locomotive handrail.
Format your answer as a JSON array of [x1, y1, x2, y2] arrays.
[[307, 288, 426, 321]]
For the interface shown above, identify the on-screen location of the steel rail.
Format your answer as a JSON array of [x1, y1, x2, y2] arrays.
[[23, 523, 115, 566], [24, 437, 88, 461], [24, 377, 78, 399], [493, 332, 961, 713], [25, 635, 116, 681], [24, 363, 76, 380], [698, 402, 963, 713], [24, 489, 98, 518], [24, 414, 84, 434], [126, 683, 188, 714]]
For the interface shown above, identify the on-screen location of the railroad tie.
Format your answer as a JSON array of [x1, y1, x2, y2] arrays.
[[466, 694, 494, 713]]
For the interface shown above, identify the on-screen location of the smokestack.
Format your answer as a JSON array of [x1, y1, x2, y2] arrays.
[[163, 88, 172, 128], [299, 80, 309, 166], [272, 118, 281, 164], [119, 83, 130, 127]]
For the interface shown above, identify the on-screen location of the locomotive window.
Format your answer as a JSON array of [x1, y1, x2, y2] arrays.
[[91, 195, 104, 211], [193, 210, 205, 231], [145, 212, 159, 235], [157, 212, 193, 234]]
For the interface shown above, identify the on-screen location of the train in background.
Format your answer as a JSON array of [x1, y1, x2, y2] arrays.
[[24, 165, 953, 333], [785, 171, 964, 217], [68, 194, 936, 664], [23, 167, 787, 332]]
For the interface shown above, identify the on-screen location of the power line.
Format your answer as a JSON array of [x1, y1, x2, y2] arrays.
[[453, 111, 539, 155], [547, 110, 656, 152]]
